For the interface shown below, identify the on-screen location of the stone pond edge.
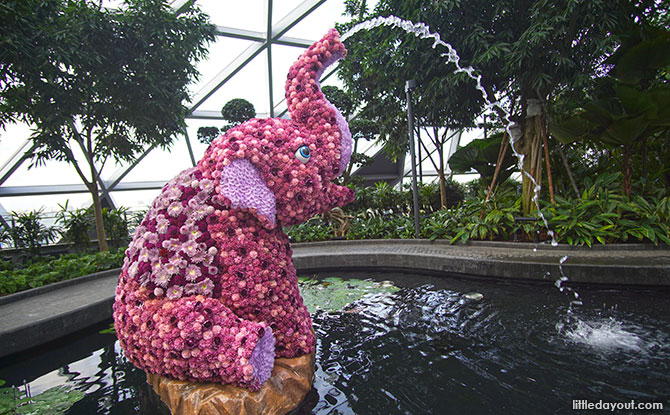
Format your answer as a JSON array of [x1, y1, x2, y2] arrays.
[[0, 239, 667, 358]]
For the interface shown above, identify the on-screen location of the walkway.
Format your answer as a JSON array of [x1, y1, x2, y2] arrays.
[[1, 240, 668, 357]]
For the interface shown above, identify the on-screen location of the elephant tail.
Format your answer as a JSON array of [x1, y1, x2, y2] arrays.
[[113, 277, 275, 391]]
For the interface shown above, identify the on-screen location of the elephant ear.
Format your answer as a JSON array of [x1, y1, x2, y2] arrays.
[[220, 159, 276, 227]]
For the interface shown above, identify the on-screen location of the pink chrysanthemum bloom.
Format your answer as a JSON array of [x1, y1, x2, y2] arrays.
[[114, 29, 353, 392]]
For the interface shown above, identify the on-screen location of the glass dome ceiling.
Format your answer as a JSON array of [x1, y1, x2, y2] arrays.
[[0, 0, 353, 220], [0, 0, 482, 231]]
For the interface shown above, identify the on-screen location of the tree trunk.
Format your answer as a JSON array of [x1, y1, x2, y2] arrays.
[[481, 134, 509, 219], [641, 137, 648, 196], [89, 157, 109, 252], [622, 147, 632, 198], [541, 116, 555, 205], [438, 166, 447, 209], [558, 144, 580, 197], [520, 114, 543, 214]]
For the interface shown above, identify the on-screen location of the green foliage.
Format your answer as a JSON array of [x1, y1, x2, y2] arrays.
[[338, 0, 669, 210], [298, 276, 398, 313], [55, 204, 131, 251], [221, 98, 256, 125], [286, 174, 669, 246], [321, 86, 379, 183], [451, 187, 533, 243], [55, 202, 92, 251], [102, 207, 130, 249], [196, 126, 221, 145], [336, 0, 659, 150], [0, 249, 124, 295], [0, 260, 13, 272], [448, 132, 516, 184], [0, 0, 216, 252], [349, 118, 378, 142], [347, 211, 414, 240], [0, 226, 11, 249], [344, 180, 464, 214], [550, 26, 670, 197], [1, 0, 215, 157], [7, 210, 58, 256], [542, 173, 670, 246], [322, 86, 355, 117], [285, 217, 332, 243], [129, 209, 148, 231], [99, 322, 116, 335], [0, 385, 84, 415]]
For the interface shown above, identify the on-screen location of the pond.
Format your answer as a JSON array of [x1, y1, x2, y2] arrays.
[[1, 271, 669, 414]]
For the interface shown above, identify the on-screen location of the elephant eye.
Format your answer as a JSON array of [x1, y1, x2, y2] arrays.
[[295, 145, 311, 163]]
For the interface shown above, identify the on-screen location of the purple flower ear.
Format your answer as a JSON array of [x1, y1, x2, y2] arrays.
[[220, 159, 276, 225]]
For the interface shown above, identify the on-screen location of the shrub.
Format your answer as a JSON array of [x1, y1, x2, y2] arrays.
[[0, 248, 125, 295], [7, 209, 58, 256], [102, 207, 130, 249], [55, 202, 92, 251], [285, 217, 332, 243]]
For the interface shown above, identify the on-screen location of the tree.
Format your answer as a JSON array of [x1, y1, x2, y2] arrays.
[[221, 98, 256, 130], [551, 27, 670, 197], [337, 0, 667, 213], [196, 126, 222, 145], [0, 0, 215, 251], [196, 98, 256, 145]]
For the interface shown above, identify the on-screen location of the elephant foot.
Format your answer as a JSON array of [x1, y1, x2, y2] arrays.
[[250, 327, 275, 386]]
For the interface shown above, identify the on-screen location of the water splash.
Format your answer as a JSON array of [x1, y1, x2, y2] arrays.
[[565, 318, 643, 352], [342, 15, 558, 247]]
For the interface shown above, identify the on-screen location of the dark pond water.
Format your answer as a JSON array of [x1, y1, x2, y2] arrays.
[[1, 271, 669, 414]]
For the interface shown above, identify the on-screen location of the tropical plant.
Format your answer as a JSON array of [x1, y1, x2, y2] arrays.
[[347, 211, 414, 240], [0, 225, 11, 249], [102, 207, 130, 249], [55, 202, 93, 251], [337, 0, 668, 213], [285, 217, 331, 243], [551, 84, 670, 197], [0, 0, 216, 252], [540, 172, 670, 246], [8, 210, 58, 257], [551, 25, 670, 197], [285, 179, 670, 246], [448, 132, 516, 186]]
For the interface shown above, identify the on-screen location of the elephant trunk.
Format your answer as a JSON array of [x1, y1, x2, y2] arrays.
[[285, 29, 352, 178]]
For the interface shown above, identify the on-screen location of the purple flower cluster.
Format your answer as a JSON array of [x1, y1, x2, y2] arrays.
[[113, 29, 353, 391]]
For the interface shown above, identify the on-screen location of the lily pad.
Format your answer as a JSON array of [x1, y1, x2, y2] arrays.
[[298, 276, 399, 313], [0, 385, 84, 415]]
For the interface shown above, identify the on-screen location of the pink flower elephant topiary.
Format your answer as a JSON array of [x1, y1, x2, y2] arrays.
[[113, 29, 353, 391]]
